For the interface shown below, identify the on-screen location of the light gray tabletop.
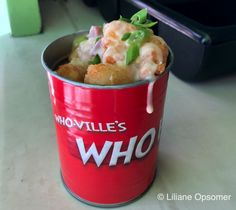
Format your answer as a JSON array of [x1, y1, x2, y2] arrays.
[[1, 0, 235, 210]]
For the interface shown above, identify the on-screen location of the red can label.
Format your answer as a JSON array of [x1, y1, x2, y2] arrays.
[[55, 114, 160, 167], [48, 71, 169, 205]]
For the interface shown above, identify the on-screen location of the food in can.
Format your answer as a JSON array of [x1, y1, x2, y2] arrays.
[[41, 8, 173, 206], [56, 9, 169, 85]]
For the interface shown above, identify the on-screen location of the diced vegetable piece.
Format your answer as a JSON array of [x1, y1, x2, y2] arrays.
[[126, 44, 140, 65], [127, 29, 150, 45], [119, 15, 131, 22], [121, 32, 131, 41], [129, 9, 157, 28], [72, 35, 88, 49], [133, 20, 158, 28], [89, 54, 101, 65], [88, 26, 102, 38], [95, 36, 101, 43], [131, 8, 147, 24]]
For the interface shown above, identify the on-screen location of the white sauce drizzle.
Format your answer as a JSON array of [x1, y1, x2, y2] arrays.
[[146, 80, 156, 114]]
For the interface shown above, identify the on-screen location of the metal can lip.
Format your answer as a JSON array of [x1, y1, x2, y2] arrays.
[[41, 31, 174, 90]]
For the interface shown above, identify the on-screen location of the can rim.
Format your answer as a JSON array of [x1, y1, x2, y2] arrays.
[[60, 170, 157, 207], [41, 31, 174, 90]]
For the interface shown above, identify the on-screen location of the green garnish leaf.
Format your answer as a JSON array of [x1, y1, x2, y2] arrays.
[[89, 54, 101, 65], [73, 35, 88, 49], [126, 44, 140, 65], [121, 32, 131, 41], [131, 8, 148, 24]]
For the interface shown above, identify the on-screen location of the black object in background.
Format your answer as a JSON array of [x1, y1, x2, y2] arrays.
[[82, 0, 97, 7], [85, 0, 236, 81], [97, 0, 119, 21]]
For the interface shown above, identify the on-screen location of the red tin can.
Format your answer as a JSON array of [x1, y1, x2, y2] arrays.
[[41, 32, 173, 207]]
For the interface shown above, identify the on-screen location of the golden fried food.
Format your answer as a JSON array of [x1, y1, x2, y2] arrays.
[[84, 64, 134, 85], [56, 64, 84, 82]]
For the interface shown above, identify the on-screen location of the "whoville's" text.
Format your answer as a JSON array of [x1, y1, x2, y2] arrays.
[[55, 114, 126, 132]]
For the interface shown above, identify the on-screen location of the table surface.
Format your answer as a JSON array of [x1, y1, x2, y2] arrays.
[[1, 1, 236, 210]]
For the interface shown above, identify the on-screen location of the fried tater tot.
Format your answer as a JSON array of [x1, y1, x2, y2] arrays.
[[84, 64, 134, 85], [56, 64, 84, 82]]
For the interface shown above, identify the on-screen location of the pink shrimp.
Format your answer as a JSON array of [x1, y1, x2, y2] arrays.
[[101, 20, 137, 65]]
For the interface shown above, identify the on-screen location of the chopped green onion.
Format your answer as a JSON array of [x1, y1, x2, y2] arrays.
[[133, 20, 158, 28], [127, 29, 150, 45], [120, 9, 159, 66], [121, 32, 131, 41], [119, 15, 131, 22], [131, 8, 147, 24], [126, 44, 139, 65], [95, 36, 101, 43], [121, 9, 157, 29], [89, 54, 101, 65], [72, 35, 88, 49]]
